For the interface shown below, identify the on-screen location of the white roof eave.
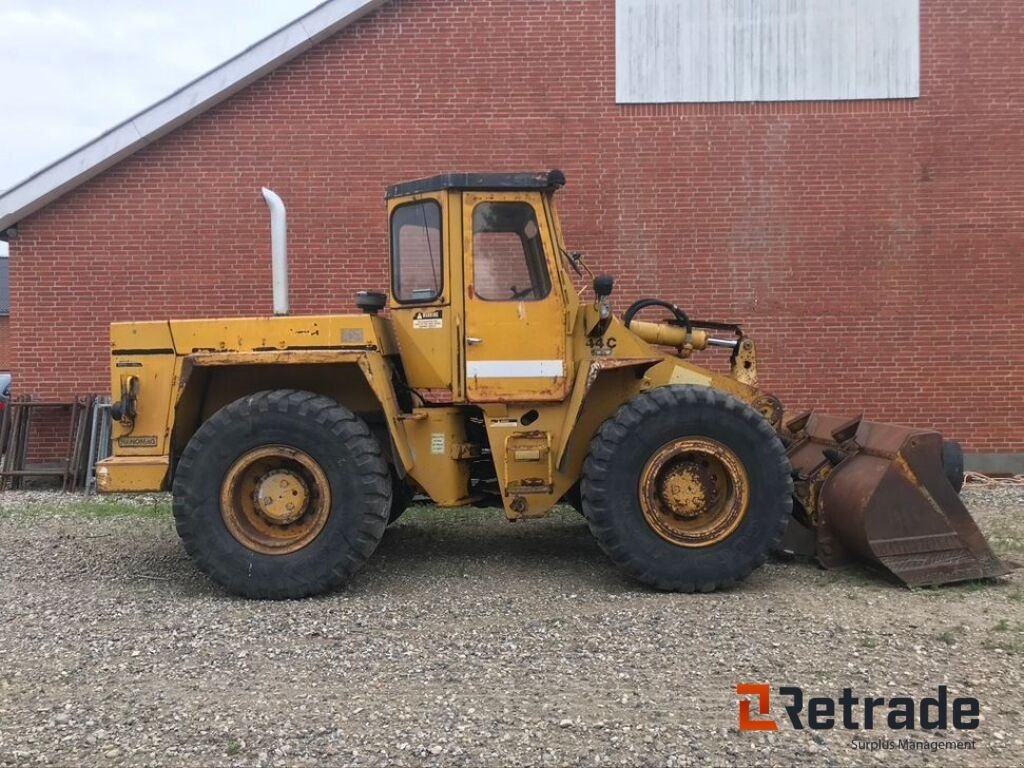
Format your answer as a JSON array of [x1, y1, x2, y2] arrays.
[[0, 0, 389, 234]]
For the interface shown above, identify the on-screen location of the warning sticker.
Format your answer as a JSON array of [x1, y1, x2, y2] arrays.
[[430, 433, 446, 455], [413, 310, 443, 330]]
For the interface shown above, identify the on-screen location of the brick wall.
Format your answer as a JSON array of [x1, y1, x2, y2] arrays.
[[8, 0, 1024, 453], [0, 316, 10, 371]]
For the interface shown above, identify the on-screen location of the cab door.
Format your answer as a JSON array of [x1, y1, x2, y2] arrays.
[[463, 191, 570, 402]]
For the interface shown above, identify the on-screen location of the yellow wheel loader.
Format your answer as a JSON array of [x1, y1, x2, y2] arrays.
[[97, 171, 1012, 599]]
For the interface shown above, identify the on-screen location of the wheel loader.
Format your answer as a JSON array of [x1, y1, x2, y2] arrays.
[[96, 171, 1012, 599]]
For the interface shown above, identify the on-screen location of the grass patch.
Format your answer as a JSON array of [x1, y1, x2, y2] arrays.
[[64, 500, 171, 520], [990, 536, 1024, 556], [981, 619, 1024, 655], [936, 630, 959, 646], [982, 515, 1024, 558], [982, 636, 1024, 655], [916, 579, 1002, 599], [1, 498, 171, 520]]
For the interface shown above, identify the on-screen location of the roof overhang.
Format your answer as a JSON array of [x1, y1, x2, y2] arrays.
[[0, 0, 389, 234], [386, 171, 568, 200]]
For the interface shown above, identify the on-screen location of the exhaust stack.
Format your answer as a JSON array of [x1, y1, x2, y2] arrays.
[[261, 187, 289, 316]]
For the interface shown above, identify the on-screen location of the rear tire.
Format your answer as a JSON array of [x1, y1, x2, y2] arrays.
[[582, 385, 793, 591], [172, 390, 390, 599]]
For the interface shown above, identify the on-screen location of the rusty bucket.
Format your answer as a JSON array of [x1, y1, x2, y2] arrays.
[[782, 412, 1014, 587]]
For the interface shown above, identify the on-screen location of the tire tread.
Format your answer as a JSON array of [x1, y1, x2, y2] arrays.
[[172, 389, 389, 599], [582, 385, 793, 592]]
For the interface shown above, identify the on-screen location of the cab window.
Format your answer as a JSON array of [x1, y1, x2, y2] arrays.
[[392, 201, 442, 303], [472, 202, 551, 301]]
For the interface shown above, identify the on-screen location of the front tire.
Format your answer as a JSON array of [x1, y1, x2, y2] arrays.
[[172, 390, 390, 599], [582, 385, 793, 592]]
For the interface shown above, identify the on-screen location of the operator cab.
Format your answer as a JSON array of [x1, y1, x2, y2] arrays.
[[383, 171, 577, 403]]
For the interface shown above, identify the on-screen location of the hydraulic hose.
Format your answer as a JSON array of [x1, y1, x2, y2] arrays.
[[622, 298, 692, 336]]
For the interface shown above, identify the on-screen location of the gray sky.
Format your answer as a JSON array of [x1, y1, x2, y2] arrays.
[[0, 1, 322, 191]]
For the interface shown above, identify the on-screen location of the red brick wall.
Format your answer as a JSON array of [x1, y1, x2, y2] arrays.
[[0, 316, 10, 371], [8, 0, 1024, 453]]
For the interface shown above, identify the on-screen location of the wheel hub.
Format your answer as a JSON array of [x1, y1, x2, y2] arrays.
[[219, 445, 331, 555], [660, 464, 714, 519], [255, 469, 309, 524], [639, 437, 749, 548]]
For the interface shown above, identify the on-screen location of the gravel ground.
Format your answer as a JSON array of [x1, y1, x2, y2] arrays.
[[0, 485, 1021, 767]]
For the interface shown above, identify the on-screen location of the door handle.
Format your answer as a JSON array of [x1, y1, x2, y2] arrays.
[[467, 337, 483, 346]]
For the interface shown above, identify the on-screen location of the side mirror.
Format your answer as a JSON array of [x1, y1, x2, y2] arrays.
[[593, 275, 615, 298], [355, 291, 387, 315]]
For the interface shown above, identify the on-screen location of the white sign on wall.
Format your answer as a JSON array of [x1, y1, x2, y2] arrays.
[[616, 0, 920, 103]]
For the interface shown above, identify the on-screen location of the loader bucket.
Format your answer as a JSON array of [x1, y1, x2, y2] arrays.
[[783, 412, 1014, 587]]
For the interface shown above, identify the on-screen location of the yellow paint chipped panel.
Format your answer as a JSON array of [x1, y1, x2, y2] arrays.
[[110, 353, 176, 456], [463, 191, 572, 403], [187, 350, 369, 367], [167, 315, 395, 355], [111, 321, 173, 352], [95, 456, 169, 492], [668, 365, 713, 388], [391, 309, 452, 389], [643, 358, 755, 401], [401, 407, 473, 506]]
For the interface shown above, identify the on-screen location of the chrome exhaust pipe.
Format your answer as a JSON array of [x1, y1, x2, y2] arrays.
[[261, 187, 289, 316]]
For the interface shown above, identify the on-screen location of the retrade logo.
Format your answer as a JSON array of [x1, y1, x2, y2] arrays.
[[736, 684, 778, 732], [736, 685, 980, 732]]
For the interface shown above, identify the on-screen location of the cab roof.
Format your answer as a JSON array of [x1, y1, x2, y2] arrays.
[[386, 170, 566, 200]]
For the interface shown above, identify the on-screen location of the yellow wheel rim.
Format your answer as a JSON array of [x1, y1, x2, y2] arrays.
[[639, 437, 749, 548], [220, 445, 331, 555]]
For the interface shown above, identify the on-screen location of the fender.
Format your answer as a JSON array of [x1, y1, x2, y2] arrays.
[[99, 349, 414, 493], [177, 349, 414, 473]]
